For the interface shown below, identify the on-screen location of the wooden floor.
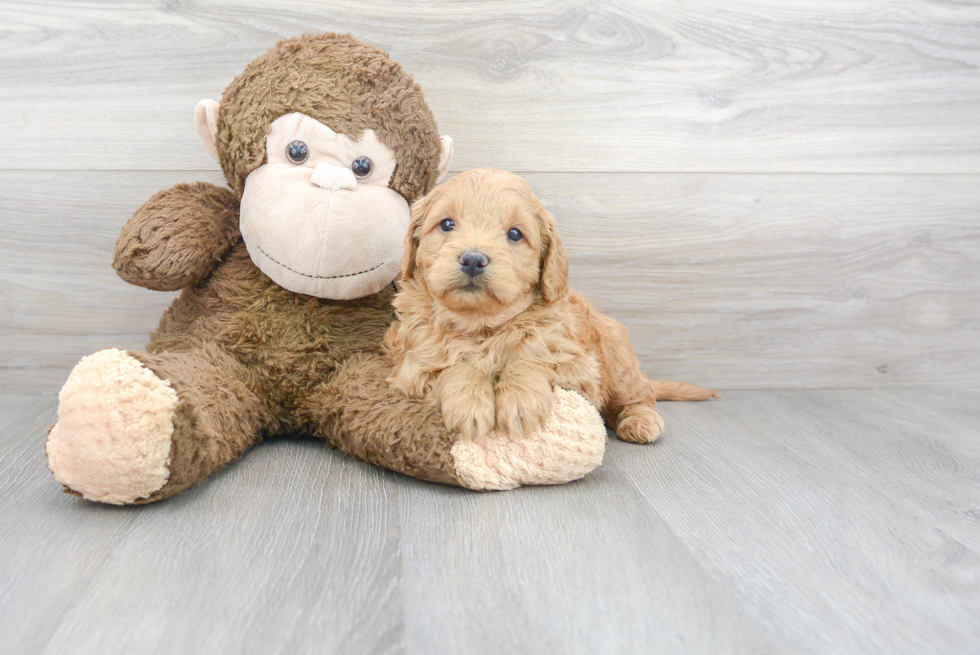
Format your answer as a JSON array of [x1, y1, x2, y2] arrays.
[[2, 389, 977, 655]]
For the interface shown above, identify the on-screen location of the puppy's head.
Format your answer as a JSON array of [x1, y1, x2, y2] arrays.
[[401, 168, 568, 327]]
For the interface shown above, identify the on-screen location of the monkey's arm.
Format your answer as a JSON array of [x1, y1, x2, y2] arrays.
[[113, 182, 241, 291], [304, 352, 607, 490]]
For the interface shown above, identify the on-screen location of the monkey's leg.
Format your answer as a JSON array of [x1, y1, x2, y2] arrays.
[[301, 353, 606, 490], [46, 346, 265, 504]]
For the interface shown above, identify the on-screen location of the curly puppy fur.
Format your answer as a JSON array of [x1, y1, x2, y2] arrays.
[[386, 168, 717, 443]]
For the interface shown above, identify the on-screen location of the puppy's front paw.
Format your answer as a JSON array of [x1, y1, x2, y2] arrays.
[[441, 383, 496, 440], [494, 373, 554, 437], [615, 403, 665, 444]]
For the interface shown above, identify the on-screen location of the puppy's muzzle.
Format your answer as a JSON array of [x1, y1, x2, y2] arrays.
[[459, 251, 489, 277]]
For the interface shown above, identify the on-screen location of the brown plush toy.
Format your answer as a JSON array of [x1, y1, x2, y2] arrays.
[[45, 33, 607, 505]]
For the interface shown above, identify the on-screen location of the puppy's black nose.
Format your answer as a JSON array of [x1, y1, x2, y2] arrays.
[[459, 251, 489, 277]]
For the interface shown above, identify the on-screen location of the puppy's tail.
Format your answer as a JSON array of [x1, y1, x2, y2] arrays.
[[650, 379, 719, 402]]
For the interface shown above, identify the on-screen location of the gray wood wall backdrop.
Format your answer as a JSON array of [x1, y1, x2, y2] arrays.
[[1, 0, 978, 392]]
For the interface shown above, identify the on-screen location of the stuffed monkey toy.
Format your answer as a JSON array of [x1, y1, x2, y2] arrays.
[[45, 33, 607, 504]]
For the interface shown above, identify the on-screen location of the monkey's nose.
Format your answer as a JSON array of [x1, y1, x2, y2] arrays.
[[459, 251, 490, 277], [310, 164, 357, 191]]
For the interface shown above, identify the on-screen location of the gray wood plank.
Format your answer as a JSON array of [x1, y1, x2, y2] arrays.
[[0, 395, 142, 655], [1, 0, 979, 173], [0, 396, 405, 655], [395, 474, 791, 655], [42, 448, 404, 655], [623, 390, 980, 654], [2, 170, 977, 392], [3, 391, 979, 654], [548, 172, 980, 390]]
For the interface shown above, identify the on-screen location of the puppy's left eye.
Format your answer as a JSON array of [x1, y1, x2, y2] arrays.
[[507, 228, 524, 242]]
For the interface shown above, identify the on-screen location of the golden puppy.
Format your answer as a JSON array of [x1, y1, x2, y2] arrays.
[[386, 168, 716, 442]]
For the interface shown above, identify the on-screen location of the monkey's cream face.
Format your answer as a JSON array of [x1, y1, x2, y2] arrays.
[[239, 112, 410, 299]]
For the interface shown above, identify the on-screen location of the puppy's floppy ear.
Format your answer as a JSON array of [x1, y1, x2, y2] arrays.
[[539, 208, 569, 302], [400, 190, 437, 281]]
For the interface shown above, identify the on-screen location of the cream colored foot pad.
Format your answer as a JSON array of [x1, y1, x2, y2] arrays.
[[47, 348, 179, 504], [452, 388, 606, 490]]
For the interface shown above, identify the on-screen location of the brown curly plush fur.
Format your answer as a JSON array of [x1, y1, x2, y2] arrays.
[[87, 33, 463, 502], [217, 33, 442, 203], [387, 169, 718, 445]]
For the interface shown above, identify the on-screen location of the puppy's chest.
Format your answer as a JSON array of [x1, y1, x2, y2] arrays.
[[435, 320, 572, 373]]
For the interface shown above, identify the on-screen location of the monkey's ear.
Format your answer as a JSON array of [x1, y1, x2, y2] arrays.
[[194, 99, 221, 161], [539, 209, 570, 302], [436, 136, 454, 183]]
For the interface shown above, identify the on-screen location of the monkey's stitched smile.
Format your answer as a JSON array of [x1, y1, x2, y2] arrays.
[[237, 113, 418, 299], [256, 244, 385, 280]]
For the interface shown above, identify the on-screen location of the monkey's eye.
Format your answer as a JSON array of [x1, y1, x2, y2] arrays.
[[351, 156, 373, 178], [286, 140, 309, 164], [507, 228, 524, 242], [439, 218, 455, 232]]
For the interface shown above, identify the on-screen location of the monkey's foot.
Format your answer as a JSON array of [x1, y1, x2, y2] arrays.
[[451, 388, 606, 490], [46, 348, 179, 505]]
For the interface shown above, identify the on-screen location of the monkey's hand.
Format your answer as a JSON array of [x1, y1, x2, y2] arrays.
[[113, 182, 241, 291], [435, 363, 496, 440], [494, 361, 555, 438]]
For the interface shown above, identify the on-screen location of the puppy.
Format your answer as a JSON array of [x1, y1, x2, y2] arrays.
[[386, 168, 716, 442]]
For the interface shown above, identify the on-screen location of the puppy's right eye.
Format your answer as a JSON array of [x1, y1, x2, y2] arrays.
[[439, 218, 455, 232], [286, 140, 309, 164]]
